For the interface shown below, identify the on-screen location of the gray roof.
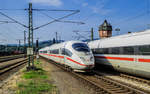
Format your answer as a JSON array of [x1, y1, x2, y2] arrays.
[[99, 20, 112, 31]]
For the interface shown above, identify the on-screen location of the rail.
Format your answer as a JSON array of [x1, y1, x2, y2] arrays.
[[42, 57, 147, 94], [0, 54, 25, 63]]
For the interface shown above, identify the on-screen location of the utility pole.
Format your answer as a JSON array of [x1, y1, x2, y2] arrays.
[[19, 39, 21, 52], [56, 32, 58, 43], [24, 30, 26, 57], [5, 43, 7, 52], [27, 3, 35, 70], [53, 38, 56, 44], [59, 36, 61, 43], [36, 38, 39, 54], [91, 28, 94, 41], [16, 39, 21, 52]]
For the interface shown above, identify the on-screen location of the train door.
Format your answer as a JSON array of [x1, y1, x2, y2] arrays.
[[63, 43, 68, 65], [59, 48, 64, 64], [60, 43, 67, 65]]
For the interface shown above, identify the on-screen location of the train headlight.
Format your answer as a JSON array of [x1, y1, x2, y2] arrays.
[[80, 57, 86, 61]]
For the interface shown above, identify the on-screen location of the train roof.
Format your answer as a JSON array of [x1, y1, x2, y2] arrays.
[[88, 29, 150, 48], [39, 40, 84, 51]]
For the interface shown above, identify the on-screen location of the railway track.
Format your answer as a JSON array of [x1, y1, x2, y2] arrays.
[[120, 73, 150, 85], [0, 57, 28, 87], [43, 57, 147, 94], [0, 58, 28, 75], [0, 54, 25, 63], [93, 70, 150, 93]]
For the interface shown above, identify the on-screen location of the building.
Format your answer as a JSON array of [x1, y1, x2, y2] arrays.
[[99, 20, 112, 38]]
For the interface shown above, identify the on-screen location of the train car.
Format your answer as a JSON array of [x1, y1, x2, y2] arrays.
[[88, 29, 150, 78], [39, 41, 95, 72]]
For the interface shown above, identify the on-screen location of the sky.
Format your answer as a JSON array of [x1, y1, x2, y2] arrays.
[[0, 0, 149, 44]]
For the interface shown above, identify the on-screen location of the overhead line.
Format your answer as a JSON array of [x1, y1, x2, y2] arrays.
[[0, 9, 25, 11], [39, 11, 85, 24], [31, 9, 80, 12], [113, 12, 147, 26], [0, 21, 16, 23], [0, 11, 28, 28], [33, 10, 80, 30]]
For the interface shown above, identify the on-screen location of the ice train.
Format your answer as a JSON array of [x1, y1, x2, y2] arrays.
[[88, 29, 150, 78], [39, 41, 95, 72]]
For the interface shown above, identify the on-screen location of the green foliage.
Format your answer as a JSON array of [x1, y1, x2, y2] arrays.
[[23, 68, 47, 79], [16, 61, 56, 94], [17, 80, 53, 94]]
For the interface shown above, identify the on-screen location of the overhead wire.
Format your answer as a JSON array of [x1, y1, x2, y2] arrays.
[[0, 11, 28, 28], [32, 9, 80, 12], [113, 12, 147, 26], [38, 11, 85, 24], [0, 9, 25, 11], [34, 10, 80, 30]]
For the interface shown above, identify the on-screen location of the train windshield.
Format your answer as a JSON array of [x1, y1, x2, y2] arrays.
[[72, 43, 90, 52]]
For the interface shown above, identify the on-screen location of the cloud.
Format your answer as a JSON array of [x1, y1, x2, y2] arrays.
[[82, 3, 88, 7], [91, 7, 99, 13], [29, 0, 63, 7], [90, 0, 112, 15], [91, 6, 112, 15]]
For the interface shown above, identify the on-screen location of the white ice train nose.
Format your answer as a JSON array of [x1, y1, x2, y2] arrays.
[[80, 56, 95, 69]]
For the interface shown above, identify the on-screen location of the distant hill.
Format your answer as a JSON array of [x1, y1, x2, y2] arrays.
[[38, 40, 65, 49], [0, 40, 65, 52]]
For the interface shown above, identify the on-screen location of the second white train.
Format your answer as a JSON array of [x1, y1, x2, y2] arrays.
[[88, 29, 150, 78]]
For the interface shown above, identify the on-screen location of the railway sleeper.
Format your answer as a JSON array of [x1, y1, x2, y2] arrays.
[[114, 89, 133, 94], [0, 59, 27, 70], [108, 87, 124, 91], [120, 74, 150, 85], [0, 60, 27, 75]]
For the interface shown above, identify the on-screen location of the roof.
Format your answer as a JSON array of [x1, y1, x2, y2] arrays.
[[88, 29, 150, 48], [99, 20, 112, 31]]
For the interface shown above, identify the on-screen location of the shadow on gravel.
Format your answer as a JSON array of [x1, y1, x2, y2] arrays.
[[52, 70, 66, 73], [78, 72, 95, 76], [93, 63, 121, 76]]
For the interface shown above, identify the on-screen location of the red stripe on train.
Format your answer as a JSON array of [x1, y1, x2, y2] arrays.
[[138, 59, 150, 63], [40, 53, 64, 59], [40, 53, 86, 66], [66, 57, 86, 66], [95, 56, 134, 61]]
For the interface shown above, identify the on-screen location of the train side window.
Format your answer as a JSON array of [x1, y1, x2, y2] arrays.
[[139, 45, 150, 55], [92, 48, 109, 54], [51, 49, 59, 54], [65, 49, 72, 57], [61, 48, 65, 55], [123, 47, 134, 55], [61, 48, 72, 57], [111, 47, 120, 54], [56, 49, 59, 54], [94, 48, 103, 54], [103, 48, 109, 54], [51, 50, 53, 54], [54, 49, 59, 54]]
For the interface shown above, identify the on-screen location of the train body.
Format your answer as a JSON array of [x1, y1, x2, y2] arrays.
[[39, 41, 95, 72], [88, 30, 150, 78]]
